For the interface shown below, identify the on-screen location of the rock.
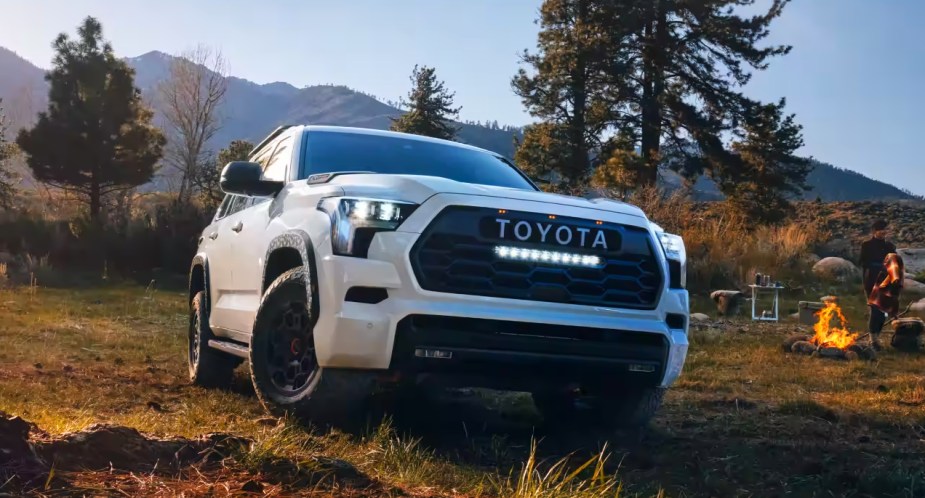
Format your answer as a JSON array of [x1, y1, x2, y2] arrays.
[[812, 257, 862, 283], [790, 312, 800, 321], [711, 290, 745, 316], [898, 248, 925, 276], [791, 341, 817, 355], [910, 298, 925, 319], [783, 334, 811, 352], [690, 313, 711, 323], [904, 278, 925, 294], [847, 343, 878, 361], [818, 347, 848, 359]]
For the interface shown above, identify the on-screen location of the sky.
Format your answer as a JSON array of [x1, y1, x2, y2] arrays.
[[1, 0, 923, 194]]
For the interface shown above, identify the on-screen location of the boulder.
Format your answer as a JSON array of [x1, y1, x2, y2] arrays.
[[904, 278, 925, 294], [812, 257, 861, 283], [910, 298, 925, 319], [898, 248, 925, 276], [690, 313, 711, 324], [791, 341, 817, 355], [711, 290, 745, 316]]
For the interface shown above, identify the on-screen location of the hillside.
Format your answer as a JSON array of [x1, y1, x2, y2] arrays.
[[0, 47, 919, 202]]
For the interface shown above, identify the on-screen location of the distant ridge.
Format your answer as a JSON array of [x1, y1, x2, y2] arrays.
[[0, 46, 919, 202]]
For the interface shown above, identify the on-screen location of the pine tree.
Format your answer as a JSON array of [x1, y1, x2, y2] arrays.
[[725, 98, 811, 223], [390, 65, 461, 140], [16, 17, 165, 222], [512, 0, 630, 183], [619, 0, 795, 186], [515, 0, 801, 198]]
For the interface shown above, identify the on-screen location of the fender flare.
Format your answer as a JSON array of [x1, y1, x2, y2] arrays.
[[264, 230, 320, 323], [189, 254, 211, 309]]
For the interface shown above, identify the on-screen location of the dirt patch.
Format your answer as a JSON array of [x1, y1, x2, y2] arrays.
[[0, 411, 382, 496]]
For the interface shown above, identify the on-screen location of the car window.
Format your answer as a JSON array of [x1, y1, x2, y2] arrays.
[[224, 195, 248, 217], [263, 136, 292, 182], [215, 195, 232, 220]]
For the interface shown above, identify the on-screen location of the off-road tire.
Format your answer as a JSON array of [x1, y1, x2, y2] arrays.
[[188, 291, 238, 388], [249, 266, 373, 423]]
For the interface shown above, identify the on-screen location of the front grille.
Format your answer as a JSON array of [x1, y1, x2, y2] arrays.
[[410, 206, 662, 309]]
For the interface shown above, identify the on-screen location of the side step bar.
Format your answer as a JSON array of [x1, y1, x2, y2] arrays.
[[208, 340, 250, 359]]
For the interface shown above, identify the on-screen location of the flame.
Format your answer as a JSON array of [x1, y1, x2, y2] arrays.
[[811, 301, 858, 349]]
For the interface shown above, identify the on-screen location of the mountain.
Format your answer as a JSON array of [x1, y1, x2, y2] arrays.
[[1, 47, 920, 202]]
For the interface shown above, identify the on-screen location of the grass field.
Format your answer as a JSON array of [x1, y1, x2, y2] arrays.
[[2, 280, 925, 497]]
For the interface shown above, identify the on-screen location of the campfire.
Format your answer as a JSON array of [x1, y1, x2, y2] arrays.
[[784, 300, 875, 360], [810, 302, 857, 349]]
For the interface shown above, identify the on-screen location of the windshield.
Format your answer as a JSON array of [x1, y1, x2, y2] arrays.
[[300, 130, 537, 190]]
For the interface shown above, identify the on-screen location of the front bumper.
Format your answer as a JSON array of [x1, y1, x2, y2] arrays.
[[312, 230, 689, 389]]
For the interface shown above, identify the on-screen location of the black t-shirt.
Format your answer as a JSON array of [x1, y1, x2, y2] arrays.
[[860, 237, 896, 293]]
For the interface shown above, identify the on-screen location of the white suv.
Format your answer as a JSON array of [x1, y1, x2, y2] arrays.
[[187, 125, 689, 429]]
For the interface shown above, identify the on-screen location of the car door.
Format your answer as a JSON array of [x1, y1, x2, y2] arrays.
[[207, 194, 250, 334], [229, 134, 295, 333]]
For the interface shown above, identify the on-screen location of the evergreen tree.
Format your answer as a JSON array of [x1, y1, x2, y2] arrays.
[[514, 122, 573, 188], [617, 0, 794, 186], [725, 99, 811, 223], [515, 0, 801, 198], [390, 65, 461, 140], [0, 99, 19, 210], [16, 17, 165, 222], [512, 0, 630, 183]]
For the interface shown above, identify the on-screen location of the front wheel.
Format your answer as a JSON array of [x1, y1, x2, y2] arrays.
[[248, 266, 372, 422]]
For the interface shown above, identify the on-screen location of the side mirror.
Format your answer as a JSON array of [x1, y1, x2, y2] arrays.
[[220, 161, 284, 197]]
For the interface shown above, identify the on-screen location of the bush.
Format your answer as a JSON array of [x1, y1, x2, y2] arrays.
[[623, 187, 826, 290], [0, 192, 212, 279]]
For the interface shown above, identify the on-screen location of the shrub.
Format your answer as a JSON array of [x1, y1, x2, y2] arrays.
[[623, 187, 826, 290]]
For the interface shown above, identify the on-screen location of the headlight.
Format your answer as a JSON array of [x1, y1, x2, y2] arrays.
[[318, 197, 418, 257], [656, 231, 687, 289]]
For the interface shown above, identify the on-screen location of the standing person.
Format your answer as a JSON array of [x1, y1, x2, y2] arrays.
[[859, 219, 896, 349]]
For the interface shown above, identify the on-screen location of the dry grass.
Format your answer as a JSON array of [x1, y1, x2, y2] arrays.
[[2, 281, 925, 497], [628, 188, 826, 290]]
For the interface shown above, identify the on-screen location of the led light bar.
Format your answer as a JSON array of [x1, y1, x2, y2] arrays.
[[493, 245, 602, 267]]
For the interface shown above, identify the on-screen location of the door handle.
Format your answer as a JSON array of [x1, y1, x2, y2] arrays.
[[208, 231, 218, 240], [231, 221, 243, 233]]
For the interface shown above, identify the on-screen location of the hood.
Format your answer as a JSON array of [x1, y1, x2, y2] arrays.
[[318, 173, 649, 219]]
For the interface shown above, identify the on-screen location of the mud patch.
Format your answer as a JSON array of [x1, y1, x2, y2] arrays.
[[0, 411, 380, 496]]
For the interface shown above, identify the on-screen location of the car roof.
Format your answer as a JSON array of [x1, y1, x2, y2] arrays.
[[295, 125, 503, 157]]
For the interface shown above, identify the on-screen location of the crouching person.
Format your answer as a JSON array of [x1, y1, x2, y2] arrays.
[[867, 253, 905, 350]]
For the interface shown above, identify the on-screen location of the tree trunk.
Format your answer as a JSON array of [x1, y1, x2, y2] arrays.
[[89, 179, 101, 224], [639, 0, 667, 187], [569, 0, 589, 182]]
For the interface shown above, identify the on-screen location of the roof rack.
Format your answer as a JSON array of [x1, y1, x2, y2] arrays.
[[249, 125, 295, 156]]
